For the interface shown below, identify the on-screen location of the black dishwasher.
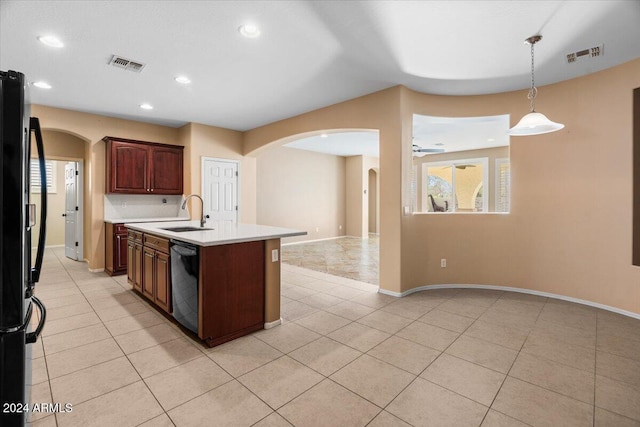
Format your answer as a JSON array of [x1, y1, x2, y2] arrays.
[[170, 241, 199, 334]]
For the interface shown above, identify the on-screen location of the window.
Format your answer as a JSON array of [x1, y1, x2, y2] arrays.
[[421, 157, 489, 213], [495, 158, 510, 213], [30, 159, 57, 194]]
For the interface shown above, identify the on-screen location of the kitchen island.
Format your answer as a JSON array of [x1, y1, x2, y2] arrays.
[[125, 220, 306, 347]]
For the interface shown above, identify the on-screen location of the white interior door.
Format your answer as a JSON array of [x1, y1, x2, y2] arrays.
[[64, 162, 80, 260], [202, 158, 238, 223]]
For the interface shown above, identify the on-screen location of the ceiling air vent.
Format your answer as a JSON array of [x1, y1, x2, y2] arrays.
[[566, 44, 604, 64], [109, 55, 146, 72]]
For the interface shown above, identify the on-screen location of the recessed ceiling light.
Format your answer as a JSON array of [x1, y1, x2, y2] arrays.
[[435, 143, 444, 146], [487, 138, 496, 142], [139, 103, 153, 110], [320, 133, 328, 138], [239, 24, 260, 38], [175, 76, 191, 84], [33, 81, 52, 89], [37, 35, 64, 48]]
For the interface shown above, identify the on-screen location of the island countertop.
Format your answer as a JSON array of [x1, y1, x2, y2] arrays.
[[124, 220, 306, 246]]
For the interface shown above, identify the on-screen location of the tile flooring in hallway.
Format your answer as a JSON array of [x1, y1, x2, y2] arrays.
[[281, 235, 379, 286], [28, 247, 640, 426]]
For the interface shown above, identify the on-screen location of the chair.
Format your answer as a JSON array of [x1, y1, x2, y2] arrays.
[[428, 194, 448, 212]]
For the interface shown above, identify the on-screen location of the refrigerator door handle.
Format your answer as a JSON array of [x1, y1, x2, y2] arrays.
[[29, 117, 47, 285], [26, 297, 46, 344]]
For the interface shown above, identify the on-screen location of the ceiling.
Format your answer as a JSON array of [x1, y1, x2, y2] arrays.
[[1, 1, 639, 132]]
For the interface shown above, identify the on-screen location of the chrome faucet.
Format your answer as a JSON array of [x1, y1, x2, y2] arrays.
[[181, 194, 206, 227]]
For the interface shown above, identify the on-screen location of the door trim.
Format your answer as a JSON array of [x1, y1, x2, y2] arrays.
[[201, 157, 240, 222]]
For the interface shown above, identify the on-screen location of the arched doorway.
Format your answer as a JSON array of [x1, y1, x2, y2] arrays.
[[33, 129, 90, 261]]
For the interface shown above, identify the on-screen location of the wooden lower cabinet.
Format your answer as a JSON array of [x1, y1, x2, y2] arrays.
[[127, 231, 171, 314], [142, 247, 156, 300], [127, 230, 143, 293], [199, 241, 265, 347], [154, 251, 171, 313], [106, 223, 128, 276]]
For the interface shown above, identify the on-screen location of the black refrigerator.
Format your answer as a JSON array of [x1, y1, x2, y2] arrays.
[[0, 70, 48, 426]]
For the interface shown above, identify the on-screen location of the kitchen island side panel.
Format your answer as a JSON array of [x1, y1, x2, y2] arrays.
[[198, 240, 265, 346], [264, 239, 281, 325]]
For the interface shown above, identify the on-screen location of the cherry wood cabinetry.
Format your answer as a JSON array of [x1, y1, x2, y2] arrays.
[[104, 137, 183, 195], [105, 223, 128, 276], [127, 231, 172, 314], [199, 241, 265, 347], [127, 230, 143, 292]]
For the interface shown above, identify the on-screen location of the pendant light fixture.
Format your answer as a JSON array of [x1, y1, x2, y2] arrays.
[[508, 35, 564, 136]]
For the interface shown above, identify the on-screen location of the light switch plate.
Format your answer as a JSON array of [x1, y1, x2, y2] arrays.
[[272, 249, 279, 262]]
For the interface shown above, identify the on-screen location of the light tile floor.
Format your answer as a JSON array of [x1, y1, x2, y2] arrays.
[[281, 235, 379, 285], [29, 247, 640, 426]]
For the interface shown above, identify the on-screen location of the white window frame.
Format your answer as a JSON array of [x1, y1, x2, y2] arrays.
[[495, 157, 510, 213], [31, 159, 57, 194], [421, 157, 489, 213]]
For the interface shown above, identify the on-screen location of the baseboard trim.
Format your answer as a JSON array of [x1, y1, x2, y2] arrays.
[[264, 318, 282, 329], [378, 284, 640, 320], [282, 236, 345, 246], [88, 267, 104, 273]]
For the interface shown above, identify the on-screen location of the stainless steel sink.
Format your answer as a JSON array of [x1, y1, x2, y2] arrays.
[[162, 226, 213, 232]]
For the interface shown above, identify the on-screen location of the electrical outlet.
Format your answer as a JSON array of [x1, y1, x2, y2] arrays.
[[121, 201, 127, 208], [441, 259, 447, 268], [339, 225, 342, 230], [271, 249, 279, 262]]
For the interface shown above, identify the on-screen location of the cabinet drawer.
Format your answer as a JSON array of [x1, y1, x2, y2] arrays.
[[144, 233, 170, 253], [115, 224, 128, 235], [128, 230, 143, 243]]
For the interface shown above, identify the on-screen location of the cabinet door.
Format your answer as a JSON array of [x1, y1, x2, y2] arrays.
[[154, 251, 171, 313], [127, 242, 135, 285], [110, 142, 149, 193], [133, 243, 143, 292], [149, 146, 183, 194], [114, 233, 128, 273], [142, 247, 155, 299]]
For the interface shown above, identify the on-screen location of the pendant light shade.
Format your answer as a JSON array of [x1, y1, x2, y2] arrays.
[[508, 112, 564, 136], [508, 35, 564, 136]]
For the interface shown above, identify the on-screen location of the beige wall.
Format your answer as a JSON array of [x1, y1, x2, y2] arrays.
[[402, 59, 640, 315], [31, 160, 65, 247], [243, 59, 640, 315], [31, 105, 180, 270], [31, 130, 88, 253], [346, 156, 380, 237], [244, 88, 405, 291], [184, 123, 256, 224], [256, 146, 346, 242]]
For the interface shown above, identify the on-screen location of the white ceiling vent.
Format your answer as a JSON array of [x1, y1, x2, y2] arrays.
[[109, 55, 146, 72], [566, 44, 604, 64]]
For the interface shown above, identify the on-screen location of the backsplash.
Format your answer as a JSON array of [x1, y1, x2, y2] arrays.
[[104, 194, 190, 220]]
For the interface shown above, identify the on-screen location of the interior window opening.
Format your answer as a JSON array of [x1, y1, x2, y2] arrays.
[[412, 113, 511, 214]]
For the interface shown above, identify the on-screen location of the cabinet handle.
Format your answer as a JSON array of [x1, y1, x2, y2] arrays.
[[151, 189, 154, 192]]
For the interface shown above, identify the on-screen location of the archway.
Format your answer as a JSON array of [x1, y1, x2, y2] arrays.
[[255, 129, 381, 285], [33, 129, 91, 262]]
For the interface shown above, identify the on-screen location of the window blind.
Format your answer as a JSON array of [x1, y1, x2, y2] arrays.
[[31, 159, 57, 193]]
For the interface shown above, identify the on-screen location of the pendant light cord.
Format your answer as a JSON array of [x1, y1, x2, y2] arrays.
[[528, 41, 537, 112]]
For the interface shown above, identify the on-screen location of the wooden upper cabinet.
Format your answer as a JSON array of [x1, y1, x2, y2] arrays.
[[104, 137, 183, 195], [150, 146, 183, 194]]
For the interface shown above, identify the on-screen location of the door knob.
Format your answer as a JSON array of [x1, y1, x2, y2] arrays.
[[62, 213, 67, 217]]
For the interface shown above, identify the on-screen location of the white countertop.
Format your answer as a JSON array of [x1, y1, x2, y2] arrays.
[[105, 217, 190, 224], [124, 220, 307, 247]]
